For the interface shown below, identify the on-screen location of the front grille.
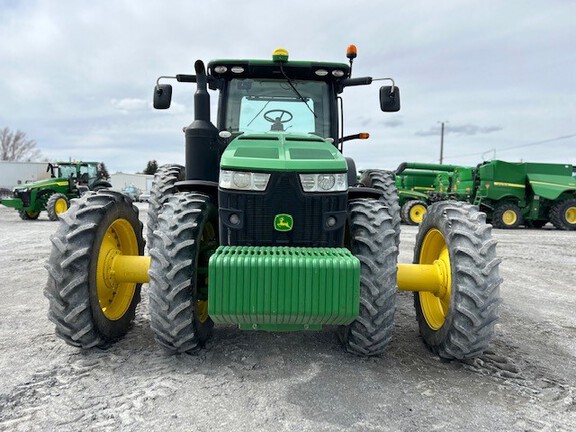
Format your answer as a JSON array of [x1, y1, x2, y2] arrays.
[[219, 172, 347, 247]]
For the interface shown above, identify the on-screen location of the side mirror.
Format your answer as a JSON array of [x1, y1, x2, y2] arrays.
[[153, 84, 173, 109], [380, 86, 400, 112]]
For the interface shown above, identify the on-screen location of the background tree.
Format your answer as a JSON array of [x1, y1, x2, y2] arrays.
[[143, 160, 158, 175], [0, 127, 42, 161]]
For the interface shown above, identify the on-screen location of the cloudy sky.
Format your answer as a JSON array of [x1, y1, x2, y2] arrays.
[[1, 0, 575, 173]]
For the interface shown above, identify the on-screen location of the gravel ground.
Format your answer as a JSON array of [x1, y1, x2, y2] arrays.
[[0, 203, 575, 431]]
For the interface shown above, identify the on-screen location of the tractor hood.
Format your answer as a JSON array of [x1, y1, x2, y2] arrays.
[[13, 178, 68, 191], [220, 132, 347, 172]]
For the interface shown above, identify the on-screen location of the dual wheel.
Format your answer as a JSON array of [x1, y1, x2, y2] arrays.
[[45, 181, 501, 361]]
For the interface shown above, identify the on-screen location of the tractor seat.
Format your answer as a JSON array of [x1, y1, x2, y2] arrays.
[[270, 118, 284, 131]]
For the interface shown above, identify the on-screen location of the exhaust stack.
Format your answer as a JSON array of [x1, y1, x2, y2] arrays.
[[185, 60, 219, 182]]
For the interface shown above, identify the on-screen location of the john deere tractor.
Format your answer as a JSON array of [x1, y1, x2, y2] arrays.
[[45, 48, 502, 360], [1, 161, 111, 221]]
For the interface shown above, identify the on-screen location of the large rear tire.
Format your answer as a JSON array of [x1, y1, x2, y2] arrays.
[[147, 164, 185, 248], [549, 197, 576, 231], [339, 198, 398, 356], [44, 190, 144, 348], [359, 170, 401, 245], [46, 193, 70, 221], [148, 192, 218, 353], [413, 201, 501, 360]]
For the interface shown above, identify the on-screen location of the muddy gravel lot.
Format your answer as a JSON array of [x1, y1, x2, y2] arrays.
[[0, 203, 575, 431]]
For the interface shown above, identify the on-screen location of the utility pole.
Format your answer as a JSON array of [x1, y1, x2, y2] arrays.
[[438, 121, 446, 164]]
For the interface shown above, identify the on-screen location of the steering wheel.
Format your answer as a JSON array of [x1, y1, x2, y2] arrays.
[[263, 109, 293, 124]]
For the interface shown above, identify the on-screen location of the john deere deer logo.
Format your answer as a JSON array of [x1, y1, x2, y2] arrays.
[[274, 214, 293, 231]]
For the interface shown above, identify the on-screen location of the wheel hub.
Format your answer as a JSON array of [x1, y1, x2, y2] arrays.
[[566, 206, 576, 225], [410, 204, 427, 224], [96, 219, 140, 320], [55, 198, 68, 215], [502, 209, 517, 226], [418, 229, 452, 330]]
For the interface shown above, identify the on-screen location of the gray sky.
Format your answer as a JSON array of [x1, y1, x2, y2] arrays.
[[1, 0, 575, 173]]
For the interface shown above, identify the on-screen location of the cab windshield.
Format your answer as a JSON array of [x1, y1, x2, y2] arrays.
[[224, 78, 331, 138]]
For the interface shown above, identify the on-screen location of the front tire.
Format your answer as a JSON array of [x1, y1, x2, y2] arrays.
[[413, 201, 502, 360], [148, 192, 218, 353], [339, 198, 398, 356], [19, 210, 40, 220], [360, 170, 401, 245], [147, 164, 185, 248], [44, 190, 144, 348], [401, 200, 428, 225], [46, 193, 70, 221]]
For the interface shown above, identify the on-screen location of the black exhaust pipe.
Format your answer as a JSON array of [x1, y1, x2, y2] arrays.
[[185, 60, 219, 182]]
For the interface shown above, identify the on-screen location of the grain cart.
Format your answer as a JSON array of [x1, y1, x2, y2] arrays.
[[45, 48, 501, 360], [1, 161, 111, 220]]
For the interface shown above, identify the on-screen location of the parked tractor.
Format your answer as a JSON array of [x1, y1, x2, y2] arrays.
[[45, 48, 502, 360], [1, 161, 111, 221]]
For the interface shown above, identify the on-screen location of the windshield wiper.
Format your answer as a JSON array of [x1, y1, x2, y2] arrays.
[[279, 63, 317, 119]]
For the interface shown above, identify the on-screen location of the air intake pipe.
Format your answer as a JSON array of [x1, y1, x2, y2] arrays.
[[185, 60, 219, 182]]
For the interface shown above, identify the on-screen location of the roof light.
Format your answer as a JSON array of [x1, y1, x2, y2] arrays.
[[346, 44, 357, 59], [214, 65, 228, 74], [315, 69, 329, 76], [272, 47, 289, 63], [231, 66, 245, 74], [332, 69, 344, 77]]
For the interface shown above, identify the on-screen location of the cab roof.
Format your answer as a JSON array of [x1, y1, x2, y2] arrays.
[[207, 59, 351, 81]]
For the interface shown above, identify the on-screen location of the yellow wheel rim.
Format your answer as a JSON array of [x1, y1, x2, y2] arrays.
[[418, 229, 451, 330], [566, 206, 576, 225], [410, 204, 427, 224], [96, 219, 139, 320], [502, 209, 517, 226], [197, 300, 209, 323], [54, 198, 68, 215]]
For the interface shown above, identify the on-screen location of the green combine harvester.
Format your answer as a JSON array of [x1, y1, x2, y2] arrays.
[[1, 161, 111, 221], [466, 160, 576, 229], [44, 47, 502, 360], [396, 160, 576, 229]]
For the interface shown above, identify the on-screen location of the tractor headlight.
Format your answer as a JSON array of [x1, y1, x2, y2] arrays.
[[219, 170, 271, 191], [299, 173, 348, 193]]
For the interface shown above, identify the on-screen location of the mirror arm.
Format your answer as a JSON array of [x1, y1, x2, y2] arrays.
[[373, 77, 396, 92], [156, 74, 221, 91]]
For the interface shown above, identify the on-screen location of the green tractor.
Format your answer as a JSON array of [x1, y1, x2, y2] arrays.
[[44, 48, 501, 360], [1, 161, 111, 221]]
